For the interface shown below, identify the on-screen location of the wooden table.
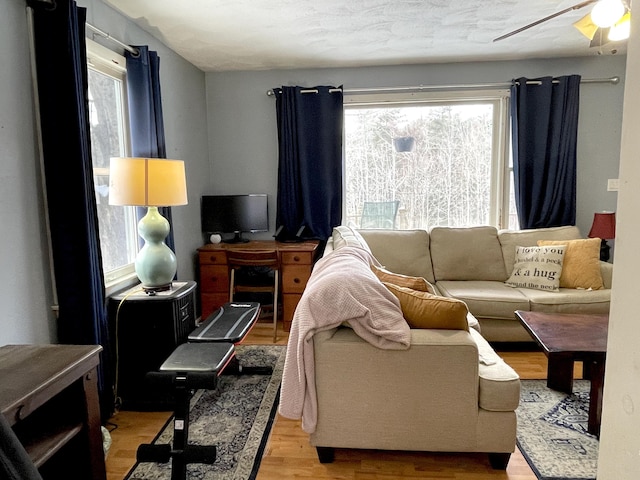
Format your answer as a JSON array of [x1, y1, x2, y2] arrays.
[[0, 344, 106, 479], [515, 310, 608, 437]]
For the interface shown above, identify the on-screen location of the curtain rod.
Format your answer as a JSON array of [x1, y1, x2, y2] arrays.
[[86, 23, 139, 56], [266, 76, 619, 96]]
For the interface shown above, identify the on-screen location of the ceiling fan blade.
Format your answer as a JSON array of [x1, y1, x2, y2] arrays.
[[493, 0, 598, 42], [574, 12, 598, 39]]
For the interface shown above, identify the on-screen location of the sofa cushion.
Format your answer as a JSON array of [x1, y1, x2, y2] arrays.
[[430, 226, 507, 281], [521, 287, 611, 314], [436, 280, 531, 320], [499, 225, 581, 275], [469, 329, 521, 412], [504, 245, 566, 292], [383, 283, 469, 331], [537, 238, 604, 290], [359, 229, 435, 283], [332, 226, 372, 253], [371, 265, 436, 293]]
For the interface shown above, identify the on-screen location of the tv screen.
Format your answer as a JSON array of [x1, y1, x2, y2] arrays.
[[201, 194, 268, 243]]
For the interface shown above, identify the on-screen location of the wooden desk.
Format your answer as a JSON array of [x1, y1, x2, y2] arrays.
[[197, 240, 319, 331], [0, 344, 106, 479]]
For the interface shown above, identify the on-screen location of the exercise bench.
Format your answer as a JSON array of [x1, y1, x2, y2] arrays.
[[137, 342, 234, 480], [136, 301, 268, 479]]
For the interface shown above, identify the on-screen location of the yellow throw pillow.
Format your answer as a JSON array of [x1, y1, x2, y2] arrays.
[[383, 283, 469, 331], [537, 238, 604, 290], [371, 265, 436, 293]]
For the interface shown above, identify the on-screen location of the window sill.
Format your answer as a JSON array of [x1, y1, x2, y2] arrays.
[[105, 273, 140, 298]]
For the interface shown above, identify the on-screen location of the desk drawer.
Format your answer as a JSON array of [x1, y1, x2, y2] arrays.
[[282, 265, 311, 293], [199, 251, 227, 265], [281, 251, 313, 265], [199, 265, 229, 291]]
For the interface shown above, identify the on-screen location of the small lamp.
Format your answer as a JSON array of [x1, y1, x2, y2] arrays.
[[588, 211, 616, 262], [109, 157, 188, 291]]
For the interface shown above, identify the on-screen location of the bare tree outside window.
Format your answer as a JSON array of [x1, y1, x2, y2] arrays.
[[86, 40, 137, 283], [344, 95, 517, 230]]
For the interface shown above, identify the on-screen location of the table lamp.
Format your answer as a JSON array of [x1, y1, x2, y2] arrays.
[[109, 157, 188, 291], [588, 211, 616, 262]]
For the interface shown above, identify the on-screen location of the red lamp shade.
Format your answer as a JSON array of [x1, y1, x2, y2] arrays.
[[588, 212, 616, 240]]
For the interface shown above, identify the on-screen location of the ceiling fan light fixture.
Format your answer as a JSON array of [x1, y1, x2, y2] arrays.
[[608, 11, 631, 40], [591, 0, 626, 28], [574, 13, 599, 39]]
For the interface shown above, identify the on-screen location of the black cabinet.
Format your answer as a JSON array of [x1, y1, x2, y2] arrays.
[[108, 281, 197, 410]]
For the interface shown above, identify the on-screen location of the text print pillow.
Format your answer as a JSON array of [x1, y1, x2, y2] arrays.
[[505, 245, 566, 292]]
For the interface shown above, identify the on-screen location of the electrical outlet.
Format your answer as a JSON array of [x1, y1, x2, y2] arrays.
[[607, 179, 620, 191]]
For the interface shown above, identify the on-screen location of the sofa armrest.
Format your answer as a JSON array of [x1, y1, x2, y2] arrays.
[[600, 261, 613, 289]]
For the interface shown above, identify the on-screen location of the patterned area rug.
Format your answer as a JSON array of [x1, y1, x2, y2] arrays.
[[125, 344, 285, 480], [517, 379, 598, 480]]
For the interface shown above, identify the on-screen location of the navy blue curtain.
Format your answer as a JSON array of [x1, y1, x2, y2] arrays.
[[28, 0, 113, 420], [125, 47, 175, 251], [511, 75, 581, 229], [273, 86, 343, 241]]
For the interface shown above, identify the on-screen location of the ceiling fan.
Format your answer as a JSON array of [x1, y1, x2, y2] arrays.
[[493, 0, 631, 47]]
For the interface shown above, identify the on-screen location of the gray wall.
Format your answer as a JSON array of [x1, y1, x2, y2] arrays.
[[0, 0, 209, 344], [206, 55, 626, 240]]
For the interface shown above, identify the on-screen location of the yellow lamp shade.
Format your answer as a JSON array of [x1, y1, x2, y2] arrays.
[[109, 157, 188, 207], [609, 12, 631, 41]]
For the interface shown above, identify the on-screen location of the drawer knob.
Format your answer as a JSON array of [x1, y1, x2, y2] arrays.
[[16, 405, 26, 421], [294, 278, 301, 284], [209, 255, 217, 262], [293, 256, 301, 262]]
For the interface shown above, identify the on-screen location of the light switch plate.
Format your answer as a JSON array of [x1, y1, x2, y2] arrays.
[[607, 179, 620, 191]]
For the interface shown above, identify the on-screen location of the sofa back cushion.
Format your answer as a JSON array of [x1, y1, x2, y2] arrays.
[[359, 229, 435, 283], [498, 225, 581, 275], [332, 225, 372, 253], [430, 226, 507, 281]]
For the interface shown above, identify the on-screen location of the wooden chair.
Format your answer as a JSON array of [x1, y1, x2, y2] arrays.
[[228, 249, 280, 342]]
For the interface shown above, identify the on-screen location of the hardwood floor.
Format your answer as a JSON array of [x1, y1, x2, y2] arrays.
[[105, 321, 563, 480]]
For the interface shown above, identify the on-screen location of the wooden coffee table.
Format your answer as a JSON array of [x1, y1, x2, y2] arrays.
[[514, 310, 608, 437]]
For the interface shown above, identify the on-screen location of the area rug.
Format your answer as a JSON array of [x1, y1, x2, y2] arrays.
[[517, 379, 598, 480], [125, 344, 285, 480]]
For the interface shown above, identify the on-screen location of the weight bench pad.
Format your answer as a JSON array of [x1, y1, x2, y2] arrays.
[[160, 343, 234, 373], [189, 302, 261, 343]]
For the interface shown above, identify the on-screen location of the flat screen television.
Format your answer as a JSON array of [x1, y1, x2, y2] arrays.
[[201, 194, 269, 243]]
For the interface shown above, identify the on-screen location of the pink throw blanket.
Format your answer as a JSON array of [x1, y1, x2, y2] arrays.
[[278, 246, 411, 433]]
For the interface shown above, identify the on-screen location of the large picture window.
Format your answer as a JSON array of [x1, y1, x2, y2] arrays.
[[344, 90, 517, 230], [86, 39, 137, 286]]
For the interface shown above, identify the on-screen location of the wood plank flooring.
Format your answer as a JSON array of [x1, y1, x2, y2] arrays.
[[105, 320, 563, 480]]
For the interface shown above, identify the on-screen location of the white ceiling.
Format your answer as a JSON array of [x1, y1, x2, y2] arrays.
[[101, 0, 628, 72]]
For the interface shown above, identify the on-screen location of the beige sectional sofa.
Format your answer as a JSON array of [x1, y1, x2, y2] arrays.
[[326, 225, 612, 342], [280, 224, 611, 467]]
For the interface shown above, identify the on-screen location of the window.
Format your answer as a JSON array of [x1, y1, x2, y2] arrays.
[[344, 90, 518, 230], [86, 39, 138, 286]]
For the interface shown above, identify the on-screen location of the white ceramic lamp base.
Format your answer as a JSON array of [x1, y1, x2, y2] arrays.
[[135, 206, 177, 291]]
